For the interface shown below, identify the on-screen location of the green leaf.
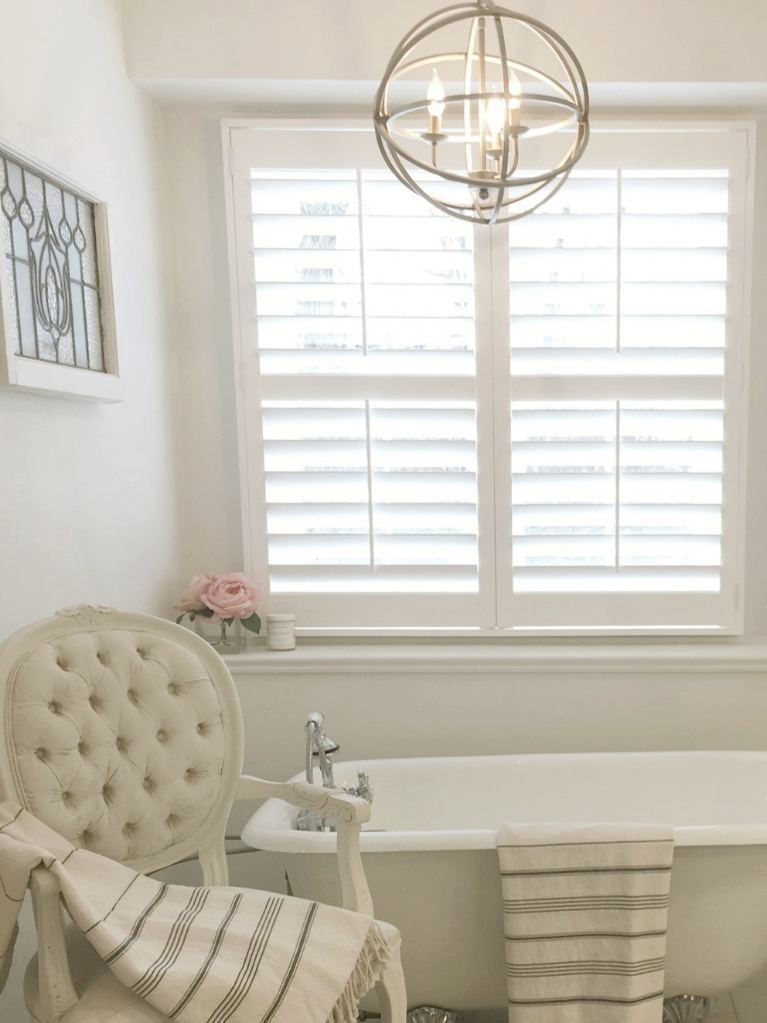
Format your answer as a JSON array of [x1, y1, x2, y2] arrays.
[[175, 614, 186, 625], [242, 612, 261, 635], [196, 607, 215, 619]]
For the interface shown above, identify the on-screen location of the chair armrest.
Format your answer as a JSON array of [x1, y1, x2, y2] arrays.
[[236, 775, 375, 916], [236, 775, 372, 825], [29, 866, 79, 1023]]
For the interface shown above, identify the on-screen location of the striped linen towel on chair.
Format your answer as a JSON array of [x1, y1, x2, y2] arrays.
[[0, 802, 393, 1023], [497, 822, 674, 1023]]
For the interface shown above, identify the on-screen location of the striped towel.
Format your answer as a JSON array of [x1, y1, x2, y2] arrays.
[[0, 802, 392, 1023], [497, 823, 674, 1023]]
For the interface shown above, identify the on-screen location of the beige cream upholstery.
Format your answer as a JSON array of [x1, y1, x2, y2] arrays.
[[0, 606, 406, 1023], [0, 607, 243, 879], [7, 627, 227, 862]]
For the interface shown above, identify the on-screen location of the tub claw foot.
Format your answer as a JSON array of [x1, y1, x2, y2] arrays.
[[663, 995, 710, 1023]]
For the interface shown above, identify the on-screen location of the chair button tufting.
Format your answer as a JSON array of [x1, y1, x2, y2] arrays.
[[127, 689, 138, 703], [196, 723, 206, 735], [35, 748, 47, 761], [156, 730, 167, 743], [167, 684, 178, 695], [166, 814, 179, 827], [78, 741, 88, 755], [143, 776, 154, 791], [116, 737, 128, 753], [48, 701, 61, 714], [61, 791, 71, 801]]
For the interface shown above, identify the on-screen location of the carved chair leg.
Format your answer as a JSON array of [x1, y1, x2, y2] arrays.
[[375, 959, 408, 1023], [29, 868, 78, 1023]]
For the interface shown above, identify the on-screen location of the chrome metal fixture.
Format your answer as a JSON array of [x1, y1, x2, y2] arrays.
[[297, 713, 374, 833], [298, 711, 340, 832], [373, 0, 589, 225], [304, 711, 339, 789]]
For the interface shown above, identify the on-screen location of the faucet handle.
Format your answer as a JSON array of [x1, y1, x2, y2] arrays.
[[344, 770, 373, 804]]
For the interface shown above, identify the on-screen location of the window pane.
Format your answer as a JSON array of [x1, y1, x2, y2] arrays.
[[0, 149, 106, 371]]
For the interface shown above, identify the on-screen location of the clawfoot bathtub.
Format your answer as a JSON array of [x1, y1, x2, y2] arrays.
[[242, 751, 767, 1013]]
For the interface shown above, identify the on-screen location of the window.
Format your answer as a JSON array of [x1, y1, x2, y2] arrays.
[[224, 120, 752, 635]]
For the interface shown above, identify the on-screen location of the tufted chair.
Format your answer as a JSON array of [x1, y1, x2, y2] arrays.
[[0, 605, 406, 1023]]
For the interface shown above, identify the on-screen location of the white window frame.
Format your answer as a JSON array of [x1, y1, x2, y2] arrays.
[[222, 117, 753, 637]]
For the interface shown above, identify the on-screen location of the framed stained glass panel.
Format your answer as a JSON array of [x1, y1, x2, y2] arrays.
[[0, 141, 121, 401]]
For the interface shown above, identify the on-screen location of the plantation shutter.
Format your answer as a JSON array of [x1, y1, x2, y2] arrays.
[[225, 121, 750, 634], [495, 128, 750, 631], [227, 126, 495, 629]]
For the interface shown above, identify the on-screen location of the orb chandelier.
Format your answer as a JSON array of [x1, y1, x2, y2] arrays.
[[373, 0, 589, 225]]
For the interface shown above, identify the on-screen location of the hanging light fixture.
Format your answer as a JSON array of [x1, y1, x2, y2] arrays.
[[373, 0, 589, 225]]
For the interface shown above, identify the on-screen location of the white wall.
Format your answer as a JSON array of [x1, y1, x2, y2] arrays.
[[0, 1, 184, 1015], [0, 0, 183, 638], [122, 0, 767, 91], [231, 648, 767, 784]]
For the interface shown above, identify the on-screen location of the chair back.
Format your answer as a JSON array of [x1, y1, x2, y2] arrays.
[[0, 605, 244, 878]]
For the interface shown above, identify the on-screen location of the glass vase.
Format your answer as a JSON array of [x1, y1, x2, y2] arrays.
[[194, 616, 246, 654]]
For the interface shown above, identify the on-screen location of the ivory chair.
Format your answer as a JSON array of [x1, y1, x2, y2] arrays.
[[0, 605, 406, 1023]]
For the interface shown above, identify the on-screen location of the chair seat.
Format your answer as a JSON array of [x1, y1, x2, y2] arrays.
[[24, 916, 403, 1023]]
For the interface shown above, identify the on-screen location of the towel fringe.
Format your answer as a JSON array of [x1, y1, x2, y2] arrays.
[[327, 922, 393, 1023]]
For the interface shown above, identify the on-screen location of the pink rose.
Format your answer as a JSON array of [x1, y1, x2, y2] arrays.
[[202, 573, 261, 621], [174, 574, 216, 613]]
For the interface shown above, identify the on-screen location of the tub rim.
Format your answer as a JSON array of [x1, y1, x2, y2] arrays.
[[241, 749, 767, 853]]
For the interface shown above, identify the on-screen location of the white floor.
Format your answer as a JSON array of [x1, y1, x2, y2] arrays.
[[731, 981, 767, 1023]]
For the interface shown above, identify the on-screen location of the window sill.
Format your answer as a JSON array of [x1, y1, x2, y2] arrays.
[[221, 639, 767, 675]]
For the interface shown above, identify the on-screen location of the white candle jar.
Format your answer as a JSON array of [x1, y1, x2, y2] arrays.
[[266, 613, 296, 651]]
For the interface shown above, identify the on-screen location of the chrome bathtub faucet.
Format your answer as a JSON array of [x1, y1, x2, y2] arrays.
[[298, 711, 340, 832], [296, 713, 373, 832]]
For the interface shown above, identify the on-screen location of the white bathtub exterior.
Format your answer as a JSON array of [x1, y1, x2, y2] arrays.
[[242, 751, 767, 1012]]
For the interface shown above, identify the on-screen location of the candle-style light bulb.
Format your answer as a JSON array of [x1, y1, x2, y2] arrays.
[[486, 95, 505, 155], [427, 69, 446, 135], [486, 96, 505, 134]]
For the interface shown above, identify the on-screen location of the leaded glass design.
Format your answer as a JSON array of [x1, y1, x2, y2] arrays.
[[0, 149, 105, 371]]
